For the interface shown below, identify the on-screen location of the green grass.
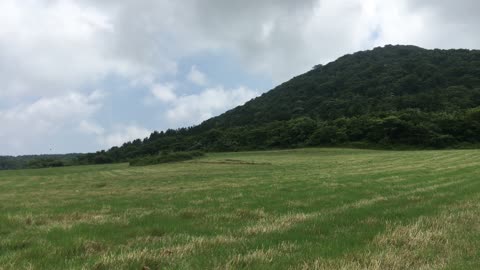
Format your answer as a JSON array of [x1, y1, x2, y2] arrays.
[[1, 148, 480, 269]]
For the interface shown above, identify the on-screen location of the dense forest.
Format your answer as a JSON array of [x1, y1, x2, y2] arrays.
[[2, 45, 480, 169]]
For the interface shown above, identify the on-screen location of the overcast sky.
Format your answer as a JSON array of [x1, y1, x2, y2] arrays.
[[1, 0, 479, 155]]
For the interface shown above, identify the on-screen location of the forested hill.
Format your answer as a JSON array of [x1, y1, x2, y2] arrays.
[[76, 45, 480, 164], [200, 45, 480, 129]]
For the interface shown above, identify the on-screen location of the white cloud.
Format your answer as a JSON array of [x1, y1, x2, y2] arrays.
[[79, 120, 153, 150], [166, 86, 258, 125], [97, 125, 151, 148], [2, 0, 480, 154], [3, 0, 480, 97], [150, 83, 177, 103], [0, 0, 110, 98], [187, 65, 208, 86], [0, 91, 104, 154], [148, 79, 258, 126], [0, 92, 102, 133], [147, 79, 258, 126], [79, 120, 105, 135], [0, 0, 174, 99]]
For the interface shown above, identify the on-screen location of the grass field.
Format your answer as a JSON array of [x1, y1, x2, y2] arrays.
[[1, 148, 480, 269]]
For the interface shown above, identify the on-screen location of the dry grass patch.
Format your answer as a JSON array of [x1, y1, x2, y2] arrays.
[[225, 248, 277, 267], [98, 235, 243, 268], [299, 198, 480, 270], [244, 213, 311, 235], [76, 240, 108, 256], [286, 200, 313, 208], [241, 177, 468, 238], [6, 211, 129, 231], [178, 208, 207, 219], [234, 208, 267, 220], [222, 242, 297, 269], [370, 176, 406, 184]]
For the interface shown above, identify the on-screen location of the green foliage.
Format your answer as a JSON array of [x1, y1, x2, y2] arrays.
[[0, 154, 81, 170], [27, 158, 65, 169], [129, 151, 205, 166], [309, 124, 347, 145]]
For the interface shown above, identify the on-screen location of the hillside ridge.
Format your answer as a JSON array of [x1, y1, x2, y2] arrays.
[[78, 44, 480, 164]]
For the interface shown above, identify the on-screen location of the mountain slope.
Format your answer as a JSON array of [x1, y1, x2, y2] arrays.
[[81, 45, 480, 164], [200, 45, 480, 128]]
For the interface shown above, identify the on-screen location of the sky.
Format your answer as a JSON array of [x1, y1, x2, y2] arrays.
[[1, 0, 480, 155]]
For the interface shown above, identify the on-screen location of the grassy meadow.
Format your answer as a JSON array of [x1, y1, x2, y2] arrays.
[[1, 148, 480, 269]]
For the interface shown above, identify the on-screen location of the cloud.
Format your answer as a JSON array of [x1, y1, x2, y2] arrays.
[[187, 65, 208, 86], [165, 86, 258, 125], [173, 0, 480, 80], [0, 0, 174, 99], [79, 120, 153, 150], [79, 120, 105, 135], [148, 79, 258, 126], [2, 0, 480, 154], [0, 0, 112, 98], [398, 0, 480, 49], [3, 0, 480, 96], [0, 91, 103, 133], [97, 125, 151, 148], [0, 91, 104, 154], [151, 83, 177, 102]]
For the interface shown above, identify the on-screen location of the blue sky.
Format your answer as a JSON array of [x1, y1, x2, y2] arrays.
[[1, 0, 479, 155]]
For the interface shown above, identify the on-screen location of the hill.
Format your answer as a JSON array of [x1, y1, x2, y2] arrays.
[[78, 45, 480, 164], [203, 45, 480, 127]]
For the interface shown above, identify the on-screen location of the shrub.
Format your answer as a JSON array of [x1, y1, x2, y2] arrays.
[[27, 159, 65, 169]]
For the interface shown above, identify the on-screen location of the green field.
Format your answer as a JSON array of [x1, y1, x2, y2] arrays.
[[1, 148, 480, 269]]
